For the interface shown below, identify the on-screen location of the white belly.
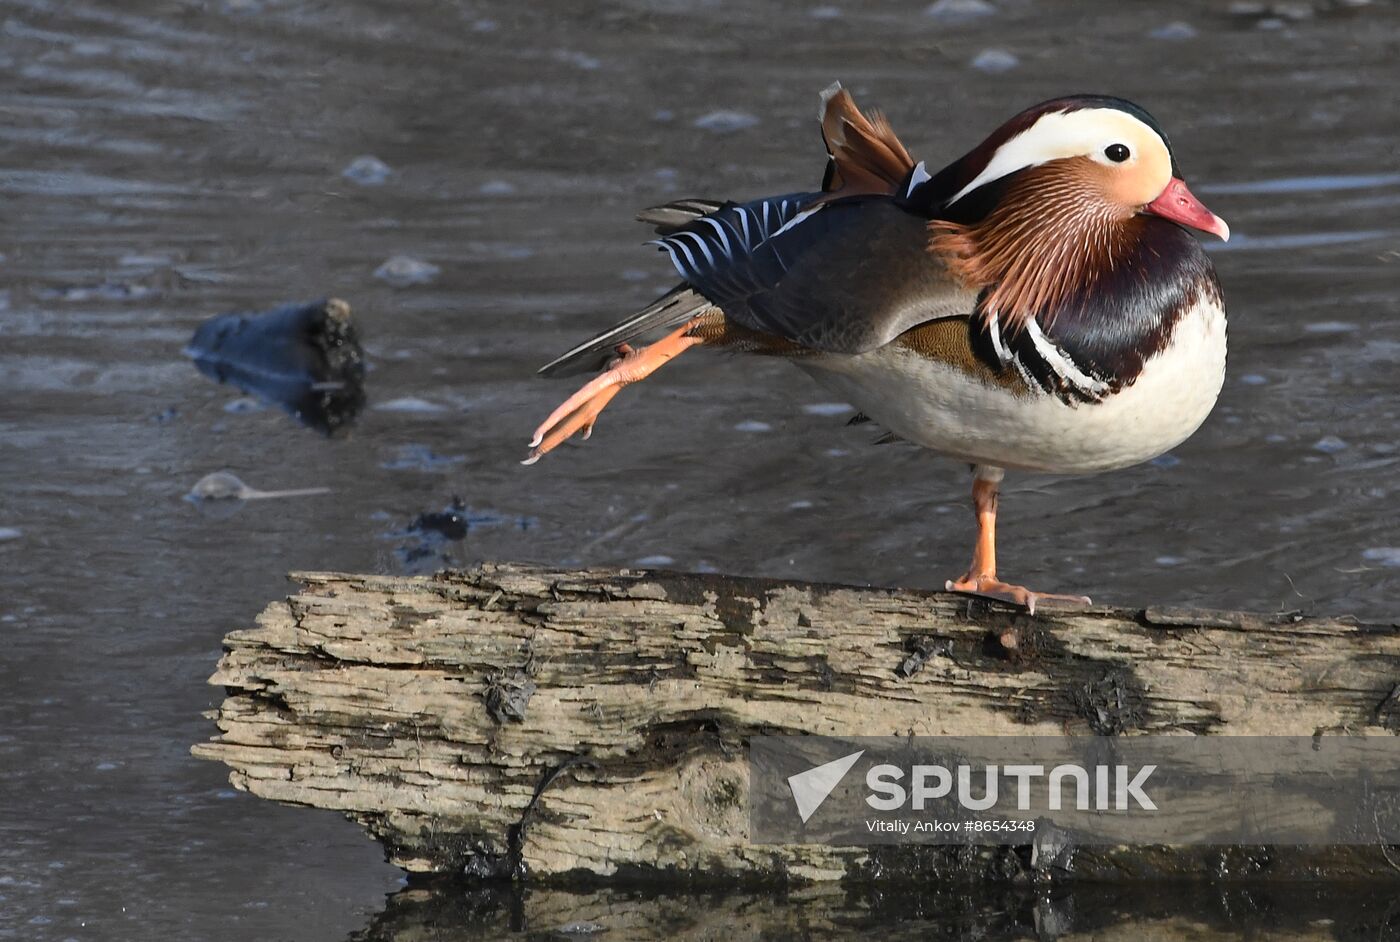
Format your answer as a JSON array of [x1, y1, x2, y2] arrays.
[[800, 297, 1227, 474]]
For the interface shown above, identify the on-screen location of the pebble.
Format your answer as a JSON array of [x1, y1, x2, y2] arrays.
[[694, 110, 761, 133], [802, 402, 852, 416], [222, 397, 264, 414], [0, 527, 22, 541], [374, 255, 440, 287], [1313, 435, 1348, 454], [1151, 21, 1197, 40], [734, 420, 772, 432], [342, 155, 393, 186], [1362, 548, 1400, 568], [1303, 321, 1357, 334], [373, 397, 448, 413], [478, 180, 516, 195], [635, 555, 675, 567], [809, 5, 842, 18], [1155, 556, 1186, 567], [1239, 373, 1269, 385], [1150, 453, 1181, 469], [970, 48, 1019, 72], [925, 0, 996, 23], [1272, 1, 1313, 20]]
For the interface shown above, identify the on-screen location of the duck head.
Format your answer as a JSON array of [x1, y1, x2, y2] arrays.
[[925, 96, 1228, 331]]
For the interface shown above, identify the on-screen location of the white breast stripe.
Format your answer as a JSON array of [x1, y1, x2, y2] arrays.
[[987, 310, 1011, 364], [1025, 319, 1109, 396]]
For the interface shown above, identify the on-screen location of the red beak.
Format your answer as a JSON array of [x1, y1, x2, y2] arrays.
[[1144, 177, 1230, 241]]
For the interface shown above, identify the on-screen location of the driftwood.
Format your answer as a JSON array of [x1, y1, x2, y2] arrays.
[[193, 563, 1400, 883]]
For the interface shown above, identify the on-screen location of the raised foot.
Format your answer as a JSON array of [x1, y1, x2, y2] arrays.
[[944, 575, 1092, 616], [523, 321, 703, 465]]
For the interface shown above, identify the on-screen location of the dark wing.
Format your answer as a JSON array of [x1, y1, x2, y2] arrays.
[[536, 195, 819, 377], [538, 84, 969, 375], [654, 193, 977, 353]]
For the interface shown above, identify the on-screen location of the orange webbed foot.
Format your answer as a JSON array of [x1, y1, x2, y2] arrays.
[[524, 325, 702, 465], [945, 574, 1092, 616]]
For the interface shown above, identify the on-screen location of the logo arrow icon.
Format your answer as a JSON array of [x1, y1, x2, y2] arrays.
[[787, 750, 865, 823]]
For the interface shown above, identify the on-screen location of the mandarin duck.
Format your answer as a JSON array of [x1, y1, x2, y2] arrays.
[[525, 84, 1229, 613]]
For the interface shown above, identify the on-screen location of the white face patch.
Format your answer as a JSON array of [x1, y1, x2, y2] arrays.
[[948, 108, 1168, 206]]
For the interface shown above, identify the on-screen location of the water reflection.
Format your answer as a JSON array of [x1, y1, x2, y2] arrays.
[[349, 883, 1400, 941]]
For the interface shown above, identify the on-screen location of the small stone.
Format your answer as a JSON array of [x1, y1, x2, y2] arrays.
[[1150, 453, 1181, 469], [694, 110, 760, 133], [1151, 21, 1197, 40], [809, 4, 842, 18], [802, 402, 852, 416], [0, 527, 22, 542], [970, 48, 1019, 72], [223, 397, 264, 414], [1271, 1, 1314, 20], [373, 397, 448, 413], [1256, 16, 1287, 29], [1362, 548, 1400, 568], [1313, 435, 1348, 454], [1304, 321, 1357, 334], [374, 255, 440, 287], [1227, 1, 1268, 14], [1155, 556, 1186, 566], [1240, 373, 1269, 385], [635, 555, 675, 567], [734, 420, 772, 432], [925, 0, 996, 23], [478, 180, 516, 195], [342, 155, 393, 186]]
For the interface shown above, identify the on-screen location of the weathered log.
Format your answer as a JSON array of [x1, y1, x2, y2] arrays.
[[193, 563, 1400, 882]]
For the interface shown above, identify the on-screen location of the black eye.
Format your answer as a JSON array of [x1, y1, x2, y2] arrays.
[[1104, 143, 1130, 163]]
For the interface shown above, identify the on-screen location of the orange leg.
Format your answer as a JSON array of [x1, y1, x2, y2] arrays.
[[523, 319, 704, 465], [945, 468, 1091, 615]]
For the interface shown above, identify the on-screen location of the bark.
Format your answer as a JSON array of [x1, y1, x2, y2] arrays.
[[193, 563, 1400, 883]]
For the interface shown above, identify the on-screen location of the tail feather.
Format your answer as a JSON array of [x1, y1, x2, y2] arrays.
[[536, 285, 714, 378], [636, 198, 727, 234]]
